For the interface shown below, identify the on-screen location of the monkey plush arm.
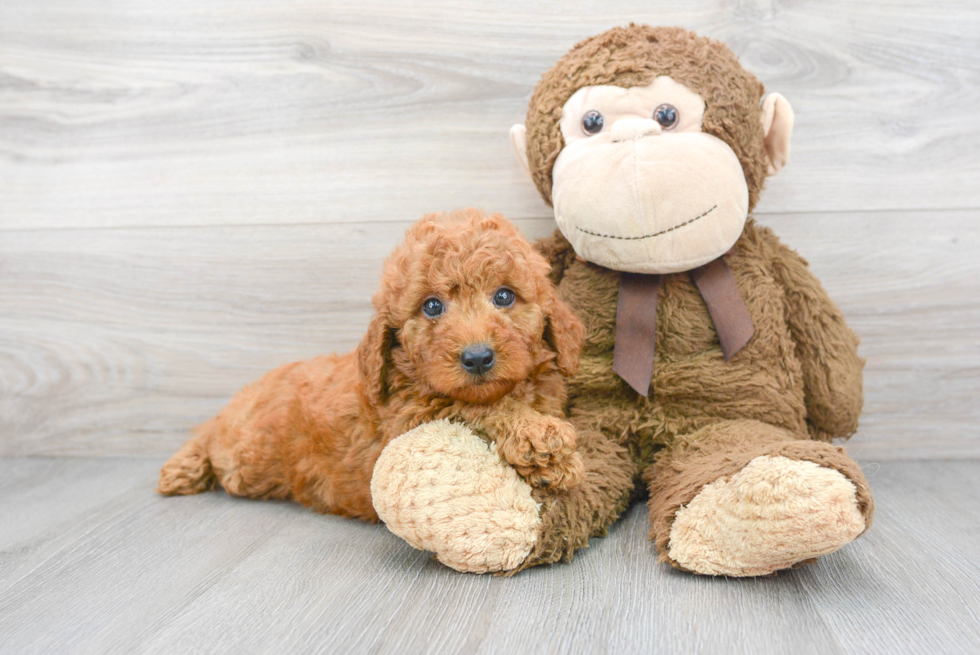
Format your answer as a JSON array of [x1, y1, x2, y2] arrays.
[[534, 230, 578, 286], [762, 227, 864, 441]]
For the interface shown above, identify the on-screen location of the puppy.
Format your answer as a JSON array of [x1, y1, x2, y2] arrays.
[[159, 209, 586, 521]]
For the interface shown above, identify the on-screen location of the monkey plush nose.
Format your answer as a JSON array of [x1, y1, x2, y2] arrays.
[[460, 344, 495, 376], [610, 118, 662, 142]]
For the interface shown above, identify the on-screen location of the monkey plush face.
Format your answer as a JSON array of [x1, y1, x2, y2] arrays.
[[511, 25, 794, 274], [550, 75, 748, 274]]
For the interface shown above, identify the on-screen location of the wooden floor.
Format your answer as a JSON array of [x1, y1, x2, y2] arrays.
[[0, 457, 977, 655]]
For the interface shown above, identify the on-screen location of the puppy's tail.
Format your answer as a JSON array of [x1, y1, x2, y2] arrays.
[[158, 423, 217, 496]]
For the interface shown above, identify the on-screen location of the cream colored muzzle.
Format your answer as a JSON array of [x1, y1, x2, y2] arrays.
[[551, 130, 749, 274]]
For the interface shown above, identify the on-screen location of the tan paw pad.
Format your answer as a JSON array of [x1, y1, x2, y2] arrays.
[[667, 455, 866, 576], [371, 420, 541, 573]]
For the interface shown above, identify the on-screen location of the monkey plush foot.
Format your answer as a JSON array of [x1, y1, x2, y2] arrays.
[[666, 455, 866, 576], [371, 420, 541, 574]]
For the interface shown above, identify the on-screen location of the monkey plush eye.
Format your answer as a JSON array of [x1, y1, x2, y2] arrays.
[[492, 288, 516, 308], [422, 297, 445, 318], [653, 104, 679, 129], [581, 110, 604, 135]]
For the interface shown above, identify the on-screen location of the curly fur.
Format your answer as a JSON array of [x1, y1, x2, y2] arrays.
[[159, 209, 587, 518]]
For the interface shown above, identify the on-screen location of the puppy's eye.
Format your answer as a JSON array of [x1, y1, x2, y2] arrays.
[[421, 297, 444, 318], [582, 110, 604, 135], [653, 104, 679, 129], [493, 288, 516, 308]]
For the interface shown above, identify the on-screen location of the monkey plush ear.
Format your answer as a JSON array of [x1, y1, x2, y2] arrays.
[[760, 93, 794, 175], [509, 124, 532, 179]]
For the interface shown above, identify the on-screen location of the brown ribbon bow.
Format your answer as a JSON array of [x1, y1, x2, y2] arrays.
[[612, 257, 754, 397]]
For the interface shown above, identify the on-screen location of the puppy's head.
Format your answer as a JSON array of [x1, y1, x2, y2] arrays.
[[357, 208, 583, 405]]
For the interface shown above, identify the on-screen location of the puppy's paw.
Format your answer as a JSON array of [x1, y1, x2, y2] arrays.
[[518, 451, 585, 492], [500, 416, 584, 491]]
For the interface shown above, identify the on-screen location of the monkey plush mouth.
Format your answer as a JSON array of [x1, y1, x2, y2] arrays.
[[574, 205, 717, 241], [550, 129, 749, 274]]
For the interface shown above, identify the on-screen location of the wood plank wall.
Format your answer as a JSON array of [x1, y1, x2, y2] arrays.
[[2, 0, 978, 459]]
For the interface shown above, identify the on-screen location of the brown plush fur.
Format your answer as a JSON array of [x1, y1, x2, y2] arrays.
[[510, 429, 636, 574], [523, 25, 874, 570], [158, 209, 589, 518], [543, 220, 865, 468], [540, 223, 874, 550], [642, 419, 874, 571]]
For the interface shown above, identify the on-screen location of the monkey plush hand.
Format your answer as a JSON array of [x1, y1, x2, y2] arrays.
[[502, 25, 875, 576]]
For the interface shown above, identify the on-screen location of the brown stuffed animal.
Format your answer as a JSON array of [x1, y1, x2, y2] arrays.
[[373, 24, 874, 577]]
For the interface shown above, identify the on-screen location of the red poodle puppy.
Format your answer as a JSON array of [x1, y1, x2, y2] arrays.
[[158, 209, 586, 520]]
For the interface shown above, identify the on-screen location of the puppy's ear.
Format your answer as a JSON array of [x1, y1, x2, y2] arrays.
[[545, 294, 585, 376], [357, 312, 395, 406]]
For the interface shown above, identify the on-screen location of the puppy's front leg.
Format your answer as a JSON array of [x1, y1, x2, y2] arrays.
[[467, 399, 585, 491], [499, 414, 585, 491]]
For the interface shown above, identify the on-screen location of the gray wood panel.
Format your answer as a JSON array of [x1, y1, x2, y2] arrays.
[[2, 0, 979, 460], [0, 458, 977, 654], [2, 211, 977, 459], [2, 0, 979, 232]]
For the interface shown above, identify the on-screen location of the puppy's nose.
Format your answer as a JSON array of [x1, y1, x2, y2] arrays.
[[460, 344, 495, 376]]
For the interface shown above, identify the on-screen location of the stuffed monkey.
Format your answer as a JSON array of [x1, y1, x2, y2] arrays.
[[372, 25, 874, 576]]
